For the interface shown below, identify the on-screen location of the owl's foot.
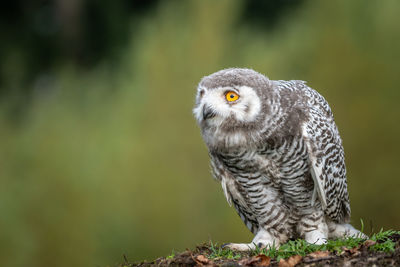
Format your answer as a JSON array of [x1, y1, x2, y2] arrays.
[[221, 242, 256, 251], [222, 229, 281, 251], [304, 229, 328, 245], [328, 222, 368, 239], [298, 210, 328, 245], [252, 229, 281, 249], [221, 241, 277, 251]]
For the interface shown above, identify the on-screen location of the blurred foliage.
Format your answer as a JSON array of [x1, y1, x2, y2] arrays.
[[0, 0, 399, 266], [0, 0, 158, 99]]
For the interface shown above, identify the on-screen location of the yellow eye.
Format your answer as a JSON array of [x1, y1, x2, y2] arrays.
[[225, 91, 239, 102]]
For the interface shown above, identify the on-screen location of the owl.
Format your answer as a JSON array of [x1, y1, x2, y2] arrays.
[[193, 68, 366, 251]]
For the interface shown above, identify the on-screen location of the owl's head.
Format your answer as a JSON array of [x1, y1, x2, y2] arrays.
[[193, 68, 274, 148]]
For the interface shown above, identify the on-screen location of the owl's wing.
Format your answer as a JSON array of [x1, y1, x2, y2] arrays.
[[301, 107, 351, 223]]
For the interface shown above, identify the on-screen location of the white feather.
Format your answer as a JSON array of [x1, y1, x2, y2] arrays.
[[302, 125, 328, 210], [221, 176, 232, 206]]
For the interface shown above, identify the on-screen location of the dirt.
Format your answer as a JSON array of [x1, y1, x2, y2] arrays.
[[123, 234, 400, 267]]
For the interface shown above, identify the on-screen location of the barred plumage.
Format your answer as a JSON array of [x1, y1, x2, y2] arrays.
[[193, 68, 365, 251]]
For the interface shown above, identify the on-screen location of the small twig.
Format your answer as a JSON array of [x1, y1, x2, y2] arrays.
[[302, 256, 337, 263]]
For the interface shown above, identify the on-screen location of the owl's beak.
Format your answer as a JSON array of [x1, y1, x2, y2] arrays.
[[202, 105, 216, 120]]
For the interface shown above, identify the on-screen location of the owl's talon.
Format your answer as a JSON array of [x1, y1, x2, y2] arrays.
[[304, 229, 328, 245], [221, 243, 232, 249]]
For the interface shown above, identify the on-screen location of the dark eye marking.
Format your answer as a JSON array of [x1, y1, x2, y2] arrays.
[[199, 89, 205, 98]]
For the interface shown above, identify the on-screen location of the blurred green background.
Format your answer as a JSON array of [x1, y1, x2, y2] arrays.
[[0, 0, 399, 266]]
